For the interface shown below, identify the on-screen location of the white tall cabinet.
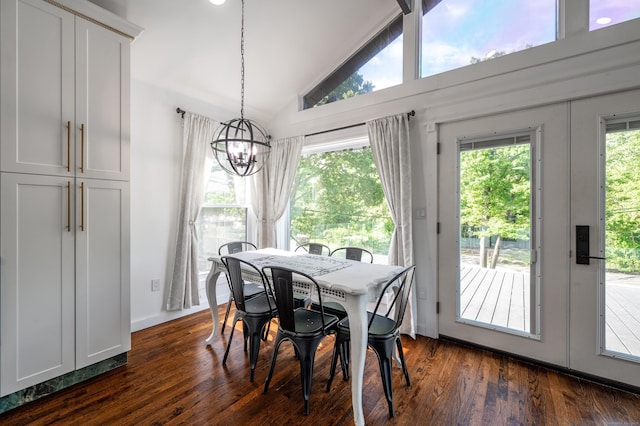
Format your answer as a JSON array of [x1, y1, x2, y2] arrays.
[[0, 0, 141, 397]]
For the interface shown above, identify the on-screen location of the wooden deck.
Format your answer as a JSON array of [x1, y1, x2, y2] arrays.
[[606, 273, 640, 355], [460, 265, 530, 332], [460, 265, 640, 357]]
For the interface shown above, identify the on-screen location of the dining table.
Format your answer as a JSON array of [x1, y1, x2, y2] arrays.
[[204, 247, 404, 426]]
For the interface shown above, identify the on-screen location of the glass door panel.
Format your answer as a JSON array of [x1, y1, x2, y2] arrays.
[[603, 120, 640, 358], [458, 136, 533, 333]]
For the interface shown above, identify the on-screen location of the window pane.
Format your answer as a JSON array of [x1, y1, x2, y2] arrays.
[[197, 207, 247, 272], [303, 16, 403, 109], [459, 139, 532, 333], [289, 148, 392, 262], [198, 161, 248, 273], [421, 0, 557, 78], [590, 0, 640, 30], [358, 35, 403, 92], [604, 122, 640, 358], [204, 167, 246, 205]]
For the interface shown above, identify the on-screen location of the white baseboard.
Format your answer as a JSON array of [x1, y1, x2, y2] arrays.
[[131, 303, 210, 332]]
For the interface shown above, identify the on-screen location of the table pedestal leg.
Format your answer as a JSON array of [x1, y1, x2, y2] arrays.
[[205, 265, 222, 346], [342, 294, 368, 426]]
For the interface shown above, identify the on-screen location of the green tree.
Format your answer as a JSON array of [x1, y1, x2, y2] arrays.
[[470, 49, 506, 64], [290, 148, 392, 253], [316, 72, 374, 106], [460, 144, 530, 268], [605, 130, 640, 271]]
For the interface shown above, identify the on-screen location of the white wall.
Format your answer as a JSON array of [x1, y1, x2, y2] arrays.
[[129, 80, 238, 331]]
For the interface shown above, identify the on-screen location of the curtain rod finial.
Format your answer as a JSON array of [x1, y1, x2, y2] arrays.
[[176, 107, 186, 119]]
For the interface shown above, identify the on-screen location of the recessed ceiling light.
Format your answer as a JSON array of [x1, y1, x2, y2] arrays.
[[209, 0, 226, 5], [596, 17, 612, 25]]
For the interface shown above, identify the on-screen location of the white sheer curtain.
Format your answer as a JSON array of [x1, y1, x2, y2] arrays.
[[367, 114, 416, 337], [166, 112, 217, 310], [250, 135, 304, 248]]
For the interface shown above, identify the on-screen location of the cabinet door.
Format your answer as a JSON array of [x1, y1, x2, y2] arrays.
[[0, 0, 75, 176], [75, 20, 131, 181], [75, 179, 130, 368], [0, 173, 75, 396]]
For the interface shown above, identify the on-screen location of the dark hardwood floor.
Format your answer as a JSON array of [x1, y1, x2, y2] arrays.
[[2, 306, 639, 425]]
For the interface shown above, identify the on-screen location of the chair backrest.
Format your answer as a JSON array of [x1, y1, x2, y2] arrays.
[[218, 241, 257, 255], [295, 243, 331, 256], [369, 265, 416, 331], [262, 266, 331, 334], [221, 256, 271, 313], [330, 246, 373, 263]]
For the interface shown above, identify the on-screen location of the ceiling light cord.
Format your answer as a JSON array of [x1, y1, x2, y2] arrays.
[[240, 0, 245, 120], [209, 0, 271, 177]]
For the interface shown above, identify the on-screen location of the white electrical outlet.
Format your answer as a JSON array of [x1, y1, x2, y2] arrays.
[[151, 279, 160, 292]]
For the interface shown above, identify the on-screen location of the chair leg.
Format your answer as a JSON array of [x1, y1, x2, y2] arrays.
[[222, 314, 240, 366], [396, 337, 411, 386], [264, 334, 285, 394], [243, 322, 249, 352], [244, 316, 270, 382], [327, 330, 349, 392], [221, 293, 233, 334], [326, 340, 340, 392], [341, 338, 350, 380], [370, 339, 397, 418], [296, 337, 323, 416]]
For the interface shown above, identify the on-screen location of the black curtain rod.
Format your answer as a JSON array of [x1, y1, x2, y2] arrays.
[[177, 107, 416, 137], [305, 110, 415, 138]]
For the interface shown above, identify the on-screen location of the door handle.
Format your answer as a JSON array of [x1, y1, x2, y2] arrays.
[[576, 225, 606, 265], [80, 123, 85, 173], [80, 182, 85, 231], [66, 181, 71, 232], [66, 121, 71, 172]]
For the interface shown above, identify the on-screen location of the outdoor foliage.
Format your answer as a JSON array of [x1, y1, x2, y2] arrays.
[[605, 129, 640, 272], [459, 143, 531, 268], [316, 72, 374, 106], [289, 148, 393, 254]]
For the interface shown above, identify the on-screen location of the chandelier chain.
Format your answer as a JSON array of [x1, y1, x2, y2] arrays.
[[210, 0, 270, 177], [240, 0, 245, 119]]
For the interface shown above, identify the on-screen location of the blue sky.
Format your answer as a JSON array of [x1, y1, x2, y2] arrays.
[[357, 0, 640, 92]]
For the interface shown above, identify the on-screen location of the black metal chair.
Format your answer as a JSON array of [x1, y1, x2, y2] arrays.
[[261, 266, 339, 415], [218, 241, 262, 333], [219, 241, 257, 255], [295, 242, 331, 256], [327, 265, 416, 418], [310, 247, 374, 320], [221, 256, 277, 382], [330, 246, 374, 263]]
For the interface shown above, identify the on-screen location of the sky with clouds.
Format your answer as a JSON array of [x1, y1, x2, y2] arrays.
[[358, 0, 640, 93]]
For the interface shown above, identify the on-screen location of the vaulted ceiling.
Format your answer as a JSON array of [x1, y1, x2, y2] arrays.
[[115, 0, 401, 121]]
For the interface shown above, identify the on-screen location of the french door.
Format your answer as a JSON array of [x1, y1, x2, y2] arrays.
[[438, 104, 569, 365], [569, 90, 640, 387], [438, 94, 640, 386]]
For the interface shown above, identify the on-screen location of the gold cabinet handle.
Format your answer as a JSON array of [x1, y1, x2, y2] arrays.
[[80, 123, 85, 173], [80, 182, 85, 231], [66, 121, 71, 172], [67, 181, 71, 232]]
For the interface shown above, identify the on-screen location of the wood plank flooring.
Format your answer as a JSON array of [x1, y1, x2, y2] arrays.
[[460, 265, 640, 357], [1, 306, 639, 426], [460, 265, 530, 331]]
